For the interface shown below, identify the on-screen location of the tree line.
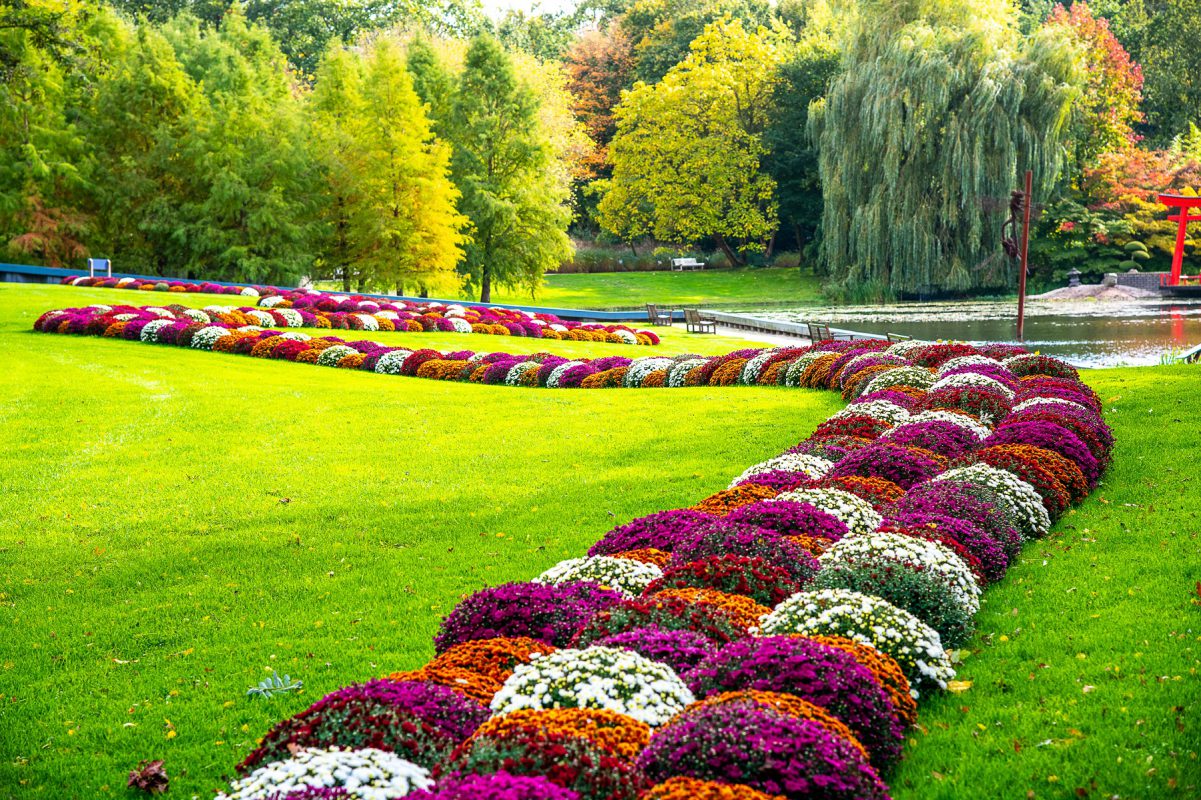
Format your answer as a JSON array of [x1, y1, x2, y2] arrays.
[[2, 0, 1199, 299]]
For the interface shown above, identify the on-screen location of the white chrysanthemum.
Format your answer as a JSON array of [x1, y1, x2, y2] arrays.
[[491, 646, 694, 726], [443, 305, 467, 318], [1011, 396, 1091, 414], [837, 353, 908, 387], [358, 300, 381, 312], [820, 532, 982, 613], [113, 313, 138, 322], [773, 488, 882, 536], [143, 307, 175, 318], [244, 309, 275, 326], [904, 410, 993, 439], [85, 304, 113, 313], [861, 365, 935, 395], [784, 351, 828, 387], [276, 308, 304, 327], [237, 325, 265, 333], [190, 325, 231, 350], [739, 350, 779, 385], [182, 308, 210, 323], [613, 328, 638, 345], [116, 277, 136, 287], [884, 339, 931, 356], [258, 295, 287, 308], [448, 317, 473, 334], [71, 276, 89, 285], [353, 313, 380, 332], [376, 310, 401, 321], [731, 453, 832, 488], [834, 400, 911, 425], [548, 324, 569, 333], [624, 357, 673, 387], [760, 589, 954, 696], [536, 556, 663, 597], [667, 358, 708, 388], [216, 747, 432, 800], [546, 361, 584, 388], [504, 360, 541, 386], [316, 344, 358, 367], [138, 319, 173, 343], [929, 372, 1015, 399], [277, 331, 311, 342], [935, 464, 1050, 538], [374, 350, 414, 375], [937, 355, 1002, 375], [239, 287, 260, 297]]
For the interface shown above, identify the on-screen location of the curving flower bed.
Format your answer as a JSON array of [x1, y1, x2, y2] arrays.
[[34, 319, 1111, 798], [37, 301, 659, 347]]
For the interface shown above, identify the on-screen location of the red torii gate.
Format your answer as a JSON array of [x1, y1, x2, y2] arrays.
[[1160, 193, 1201, 286]]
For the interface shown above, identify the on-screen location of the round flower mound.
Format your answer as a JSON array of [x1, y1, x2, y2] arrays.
[[729, 454, 833, 488], [219, 747, 432, 800], [637, 703, 889, 800], [772, 488, 882, 537], [979, 443, 1088, 503], [881, 419, 982, 458], [682, 691, 868, 762], [859, 365, 935, 397], [813, 536, 979, 648], [789, 434, 876, 463], [800, 635, 916, 728], [490, 646, 694, 727], [825, 441, 945, 490], [725, 501, 848, 541], [962, 447, 1071, 517], [469, 708, 650, 760], [642, 777, 784, 800], [237, 680, 487, 773], [1004, 353, 1078, 380], [935, 464, 1051, 539], [428, 637, 557, 685], [830, 399, 911, 425], [891, 481, 1024, 560], [684, 635, 903, 767], [588, 510, 715, 556], [760, 590, 955, 695], [439, 728, 641, 800], [732, 470, 810, 492], [985, 420, 1102, 486], [389, 664, 503, 703], [608, 548, 671, 568], [592, 627, 716, 676], [882, 512, 1008, 584], [536, 557, 663, 598], [693, 485, 781, 516], [647, 588, 771, 632], [904, 409, 993, 439], [571, 594, 745, 648], [645, 554, 803, 607], [812, 475, 905, 510], [409, 771, 580, 800], [434, 582, 622, 653], [810, 413, 893, 441], [668, 522, 820, 585]]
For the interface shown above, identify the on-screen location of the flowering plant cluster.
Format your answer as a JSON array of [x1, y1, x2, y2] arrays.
[[218, 747, 433, 800], [180, 334, 1112, 800], [63, 274, 279, 296]]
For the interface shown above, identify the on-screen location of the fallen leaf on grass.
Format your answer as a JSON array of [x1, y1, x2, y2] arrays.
[[946, 680, 973, 693]]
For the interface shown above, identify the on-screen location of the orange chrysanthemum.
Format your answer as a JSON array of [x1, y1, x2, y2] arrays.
[[643, 776, 785, 800], [428, 637, 556, 684], [642, 369, 668, 388], [708, 359, 748, 386], [693, 484, 780, 517], [387, 664, 501, 703], [785, 534, 832, 557], [649, 588, 770, 631], [609, 548, 671, 568], [470, 708, 650, 759]]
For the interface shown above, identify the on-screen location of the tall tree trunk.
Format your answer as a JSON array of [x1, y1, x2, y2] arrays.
[[765, 230, 777, 261], [342, 269, 350, 292], [628, 241, 639, 257], [396, 283, 404, 296], [480, 267, 492, 303], [714, 234, 744, 267], [420, 285, 428, 298], [793, 224, 804, 254]]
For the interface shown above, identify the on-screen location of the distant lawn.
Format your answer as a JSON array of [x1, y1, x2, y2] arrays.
[[483, 267, 824, 311], [0, 282, 1197, 799]]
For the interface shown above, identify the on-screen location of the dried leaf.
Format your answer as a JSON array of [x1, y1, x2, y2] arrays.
[[127, 760, 168, 795]]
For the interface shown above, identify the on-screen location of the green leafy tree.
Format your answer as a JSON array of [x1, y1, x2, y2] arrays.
[[812, 0, 1082, 298], [311, 39, 465, 294], [448, 35, 572, 302], [1128, 0, 1201, 145], [618, 0, 774, 83], [598, 19, 788, 265]]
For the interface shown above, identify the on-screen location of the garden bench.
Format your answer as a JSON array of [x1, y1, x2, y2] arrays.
[[887, 332, 912, 343], [684, 308, 716, 334], [670, 257, 706, 271], [646, 303, 674, 326]]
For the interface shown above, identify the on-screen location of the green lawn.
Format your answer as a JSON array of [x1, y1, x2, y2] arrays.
[[0, 284, 1197, 799], [485, 267, 824, 310]]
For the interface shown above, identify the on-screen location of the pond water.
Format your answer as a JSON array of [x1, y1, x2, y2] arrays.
[[754, 299, 1201, 368]]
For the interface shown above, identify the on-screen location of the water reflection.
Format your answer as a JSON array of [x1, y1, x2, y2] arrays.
[[754, 300, 1201, 367]]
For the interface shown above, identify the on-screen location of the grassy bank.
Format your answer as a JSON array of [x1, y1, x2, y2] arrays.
[[0, 284, 1197, 799]]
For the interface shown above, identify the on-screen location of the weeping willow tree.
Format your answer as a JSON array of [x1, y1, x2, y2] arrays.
[[812, 0, 1082, 297]]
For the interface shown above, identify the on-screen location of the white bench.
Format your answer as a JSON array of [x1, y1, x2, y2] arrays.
[[670, 257, 706, 271]]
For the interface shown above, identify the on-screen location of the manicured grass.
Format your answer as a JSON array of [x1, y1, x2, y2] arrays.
[[1, 283, 1197, 799], [482, 267, 824, 311]]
